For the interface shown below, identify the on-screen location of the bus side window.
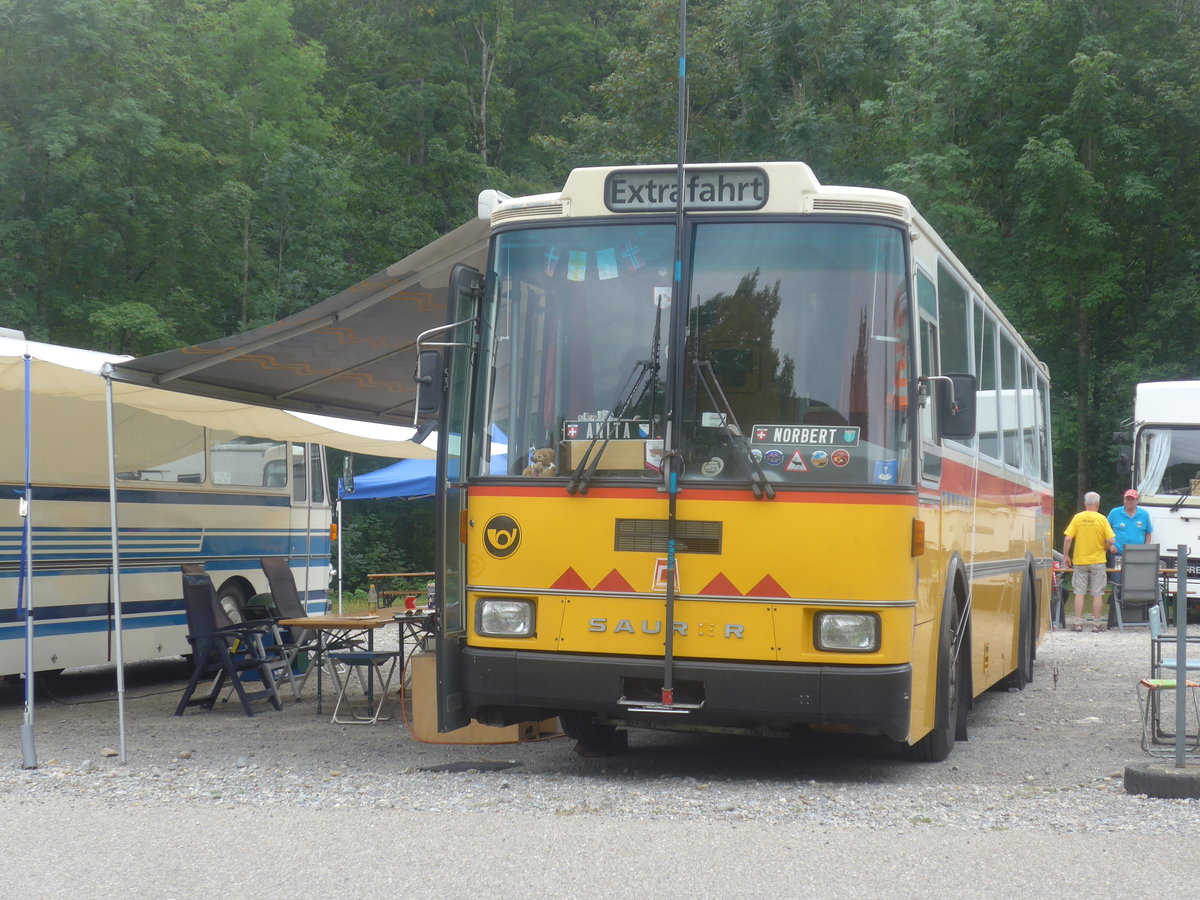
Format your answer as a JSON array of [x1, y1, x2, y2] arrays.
[[309, 444, 326, 503], [292, 444, 307, 502]]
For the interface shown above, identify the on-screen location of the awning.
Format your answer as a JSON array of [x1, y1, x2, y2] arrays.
[[107, 217, 490, 427], [0, 337, 434, 461]]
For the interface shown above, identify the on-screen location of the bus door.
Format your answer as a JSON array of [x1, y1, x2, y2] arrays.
[[289, 442, 327, 612], [430, 264, 484, 731], [916, 269, 943, 619]]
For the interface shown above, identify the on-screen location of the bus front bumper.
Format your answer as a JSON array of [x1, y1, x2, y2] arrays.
[[460, 648, 912, 742]]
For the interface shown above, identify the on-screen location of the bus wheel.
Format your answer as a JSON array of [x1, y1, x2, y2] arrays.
[[1000, 576, 1034, 691], [907, 597, 966, 762], [217, 583, 249, 624], [559, 711, 624, 755]]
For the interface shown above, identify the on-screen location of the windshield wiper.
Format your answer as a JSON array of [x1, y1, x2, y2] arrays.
[[1171, 482, 1194, 513], [566, 358, 658, 495], [694, 358, 775, 500]]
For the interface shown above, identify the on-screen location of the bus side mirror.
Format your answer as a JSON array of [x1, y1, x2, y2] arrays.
[[415, 348, 443, 417], [342, 454, 354, 494], [1116, 446, 1132, 477], [937, 373, 977, 440]]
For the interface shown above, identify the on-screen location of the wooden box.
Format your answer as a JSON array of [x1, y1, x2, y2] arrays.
[[560, 439, 647, 471], [409, 651, 556, 743]]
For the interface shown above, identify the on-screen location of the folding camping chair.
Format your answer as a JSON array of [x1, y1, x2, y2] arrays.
[[1137, 676, 1200, 756], [174, 568, 283, 717], [260, 556, 340, 699], [1111, 543, 1160, 632], [183, 561, 302, 702], [326, 649, 403, 725]]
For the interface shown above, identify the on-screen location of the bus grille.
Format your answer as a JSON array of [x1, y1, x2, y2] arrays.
[[491, 202, 566, 222], [811, 198, 908, 218], [614, 519, 723, 554]]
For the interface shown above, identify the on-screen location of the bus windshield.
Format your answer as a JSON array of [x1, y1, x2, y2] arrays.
[[477, 219, 911, 487], [1137, 426, 1200, 502]]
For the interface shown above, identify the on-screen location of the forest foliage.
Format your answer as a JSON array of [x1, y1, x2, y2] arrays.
[[4, 0, 1200, 575]]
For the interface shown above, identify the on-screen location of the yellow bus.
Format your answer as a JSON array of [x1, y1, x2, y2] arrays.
[[419, 162, 1054, 760]]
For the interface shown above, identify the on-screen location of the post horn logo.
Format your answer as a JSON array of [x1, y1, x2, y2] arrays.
[[483, 514, 521, 558]]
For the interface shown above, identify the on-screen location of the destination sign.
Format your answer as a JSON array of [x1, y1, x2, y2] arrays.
[[604, 168, 769, 212], [751, 424, 860, 447]]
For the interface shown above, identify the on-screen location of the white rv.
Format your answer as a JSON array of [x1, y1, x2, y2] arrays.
[[1126, 381, 1200, 603]]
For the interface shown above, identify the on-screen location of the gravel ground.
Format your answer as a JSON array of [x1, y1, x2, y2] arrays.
[[3, 624, 1200, 897]]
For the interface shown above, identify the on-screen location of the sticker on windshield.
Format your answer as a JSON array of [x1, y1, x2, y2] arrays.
[[752, 425, 860, 447], [873, 460, 898, 485]]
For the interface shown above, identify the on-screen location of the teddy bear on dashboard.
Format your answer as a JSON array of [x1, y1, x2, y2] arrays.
[[522, 448, 558, 477]]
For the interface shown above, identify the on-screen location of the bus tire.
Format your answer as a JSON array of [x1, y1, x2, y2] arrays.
[[1000, 574, 1034, 691], [559, 710, 617, 745], [217, 582, 249, 624], [907, 595, 966, 762]]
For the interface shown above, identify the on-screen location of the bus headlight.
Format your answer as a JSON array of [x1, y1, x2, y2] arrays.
[[477, 598, 535, 637], [814, 612, 880, 652]]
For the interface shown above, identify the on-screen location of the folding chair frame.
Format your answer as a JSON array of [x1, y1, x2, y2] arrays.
[[326, 650, 402, 725], [1137, 677, 1200, 757]]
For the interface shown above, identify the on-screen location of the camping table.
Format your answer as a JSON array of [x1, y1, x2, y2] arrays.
[[278, 611, 435, 714], [366, 571, 435, 608]]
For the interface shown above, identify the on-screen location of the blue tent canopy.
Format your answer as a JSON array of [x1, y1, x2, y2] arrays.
[[339, 427, 510, 500], [340, 457, 437, 500]]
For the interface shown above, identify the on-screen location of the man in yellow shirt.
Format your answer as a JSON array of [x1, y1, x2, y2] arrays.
[[1063, 491, 1117, 632]]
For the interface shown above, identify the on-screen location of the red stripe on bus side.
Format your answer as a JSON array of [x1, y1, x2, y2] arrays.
[[938, 455, 1053, 513], [467, 484, 918, 506]]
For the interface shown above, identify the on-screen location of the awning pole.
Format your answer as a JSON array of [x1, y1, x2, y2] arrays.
[[336, 498, 344, 615], [104, 372, 128, 764], [19, 351, 37, 769]]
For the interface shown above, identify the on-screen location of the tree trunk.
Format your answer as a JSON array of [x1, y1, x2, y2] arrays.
[[241, 213, 251, 326], [1074, 298, 1091, 502]]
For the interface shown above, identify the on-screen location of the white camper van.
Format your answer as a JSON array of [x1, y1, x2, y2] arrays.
[[1123, 381, 1200, 608]]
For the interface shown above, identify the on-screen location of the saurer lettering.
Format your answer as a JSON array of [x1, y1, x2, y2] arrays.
[[588, 618, 745, 638]]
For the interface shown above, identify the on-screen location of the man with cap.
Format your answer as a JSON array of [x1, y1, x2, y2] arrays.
[[1107, 488, 1153, 625], [1108, 489, 1153, 556]]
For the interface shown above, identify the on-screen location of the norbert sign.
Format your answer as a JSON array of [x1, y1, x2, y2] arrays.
[[604, 167, 769, 212]]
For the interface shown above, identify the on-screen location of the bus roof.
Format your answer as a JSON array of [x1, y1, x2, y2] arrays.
[[491, 161, 914, 221], [1135, 381, 1200, 426]]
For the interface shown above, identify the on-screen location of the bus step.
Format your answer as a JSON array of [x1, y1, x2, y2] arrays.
[[619, 698, 704, 714]]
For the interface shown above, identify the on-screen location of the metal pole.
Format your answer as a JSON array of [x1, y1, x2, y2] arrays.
[[336, 498, 344, 615], [19, 352, 37, 769], [660, 0, 687, 707], [104, 373, 128, 764], [304, 469, 313, 614], [1175, 544, 1188, 768]]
